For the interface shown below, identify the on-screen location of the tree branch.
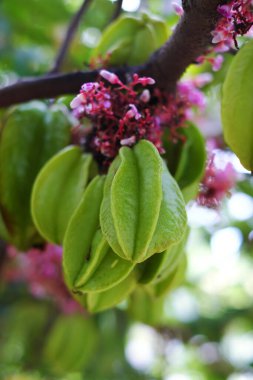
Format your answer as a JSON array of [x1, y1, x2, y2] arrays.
[[50, 0, 93, 74], [0, 68, 132, 107], [140, 0, 226, 91], [0, 0, 225, 108]]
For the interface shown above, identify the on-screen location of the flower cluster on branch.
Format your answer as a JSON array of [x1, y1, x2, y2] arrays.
[[70, 70, 208, 169], [213, 0, 253, 50]]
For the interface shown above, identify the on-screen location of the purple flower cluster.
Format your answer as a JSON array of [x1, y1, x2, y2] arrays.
[[70, 70, 207, 169], [197, 152, 237, 208], [213, 0, 253, 50], [70, 71, 163, 169]]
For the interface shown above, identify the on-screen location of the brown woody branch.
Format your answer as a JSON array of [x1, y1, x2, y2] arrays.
[[0, 68, 133, 107], [140, 0, 225, 91], [0, 0, 225, 108]]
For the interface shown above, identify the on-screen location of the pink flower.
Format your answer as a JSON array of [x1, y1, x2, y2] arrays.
[[212, 0, 253, 50], [217, 4, 232, 18], [135, 76, 155, 86], [2, 244, 83, 314], [120, 136, 136, 146], [125, 104, 142, 120], [140, 89, 151, 103], [70, 70, 210, 167], [81, 82, 99, 92], [197, 153, 237, 208], [172, 2, 184, 16], [212, 55, 224, 71], [100, 69, 123, 85], [69, 71, 164, 166], [70, 93, 85, 109]]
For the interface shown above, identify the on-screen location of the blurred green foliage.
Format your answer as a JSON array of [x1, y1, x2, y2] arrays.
[[0, 1, 253, 380]]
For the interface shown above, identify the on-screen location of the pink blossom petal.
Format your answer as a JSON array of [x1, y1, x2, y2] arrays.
[[139, 89, 151, 103], [120, 136, 136, 146], [100, 70, 122, 85], [81, 82, 99, 92], [172, 2, 184, 16], [137, 76, 156, 86]]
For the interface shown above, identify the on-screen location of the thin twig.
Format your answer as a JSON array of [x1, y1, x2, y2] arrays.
[[50, 0, 93, 74], [110, 0, 123, 23]]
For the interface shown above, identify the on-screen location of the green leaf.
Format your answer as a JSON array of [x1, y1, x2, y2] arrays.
[[32, 145, 95, 245], [222, 39, 253, 171], [0, 101, 71, 249]]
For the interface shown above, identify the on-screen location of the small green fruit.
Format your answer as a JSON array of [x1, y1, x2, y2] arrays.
[[31, 146, 96, 245], [0, 101, 71, 249]]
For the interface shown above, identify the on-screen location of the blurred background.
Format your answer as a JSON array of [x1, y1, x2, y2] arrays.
[[0, 0, 253, 379]]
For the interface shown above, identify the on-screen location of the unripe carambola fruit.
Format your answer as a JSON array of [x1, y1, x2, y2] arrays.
[[92, 13, 169, 66], [43, 315, 98, 373], [138, 226, 189, 285], [63, 176, 135, 294], [31, 146, 97, 245], [86, 271, 137, 313], [91, 15, 140, 64], [222, 39, 253, 171], [164, 123, 206, 190], [127, 12, 169, 65], [100, 140, 187, 263], [127, 288, 166, 325], [0, 101, 71, 250], [150, 254, 187, 298]]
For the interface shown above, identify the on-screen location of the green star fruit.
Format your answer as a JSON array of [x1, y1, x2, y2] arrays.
[[31, 145, 96, 245], [0, 101, 71, 250], [63, 176, 135, 294], [100, 140, 187, 263]]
